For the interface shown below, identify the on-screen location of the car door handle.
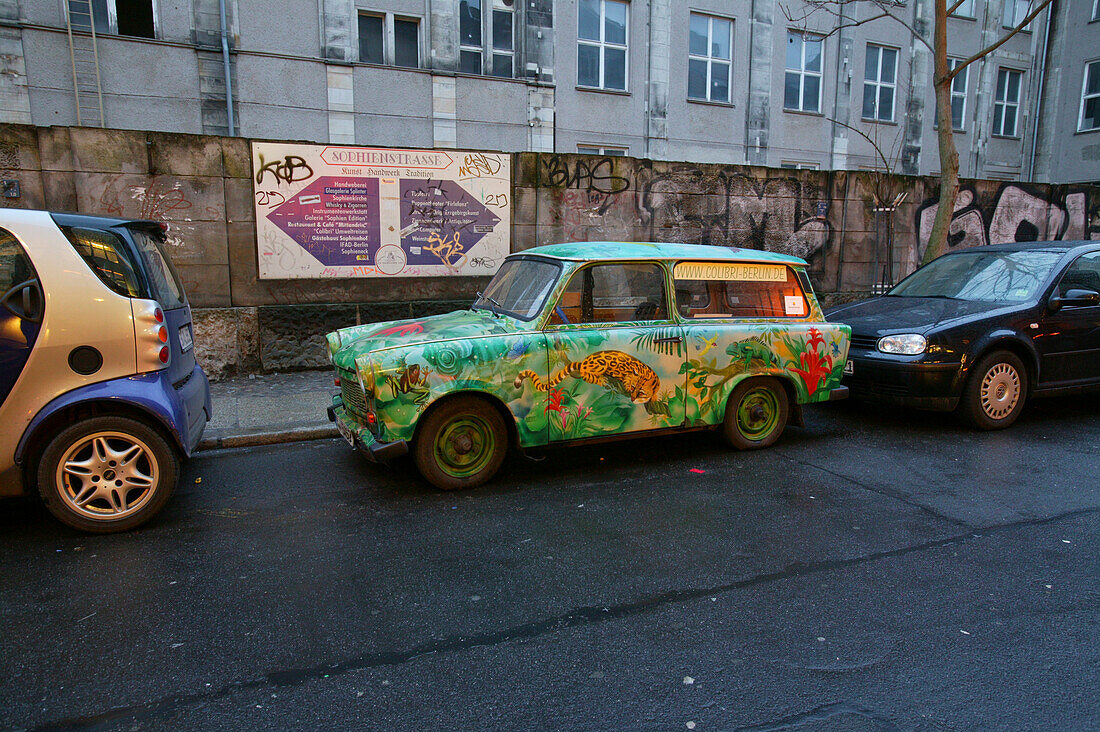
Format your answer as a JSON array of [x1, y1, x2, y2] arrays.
[[654, 336, 683, 344], [1, 279, 43, 323]]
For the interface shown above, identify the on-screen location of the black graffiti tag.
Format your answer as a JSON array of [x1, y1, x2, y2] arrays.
[[255, 154, 314, 185], [541, 156, 630, 196]]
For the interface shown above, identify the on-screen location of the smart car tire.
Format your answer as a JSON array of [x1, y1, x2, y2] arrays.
[[415, 396, 507, 491], [958, 350, 1028, 430], [723, 378, 789, 450], [36, 416, 179, 533]]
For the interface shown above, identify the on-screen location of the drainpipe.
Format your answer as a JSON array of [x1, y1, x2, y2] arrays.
[[219, 0, 236, 136], [1027, 1, 1053, 182]]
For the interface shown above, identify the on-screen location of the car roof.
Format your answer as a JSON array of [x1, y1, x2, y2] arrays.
[[954, 240, 1100, 255], [516, 241, 808, 265]]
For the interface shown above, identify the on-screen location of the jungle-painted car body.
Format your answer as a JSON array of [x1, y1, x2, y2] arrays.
[[326, 242, 850, 489]]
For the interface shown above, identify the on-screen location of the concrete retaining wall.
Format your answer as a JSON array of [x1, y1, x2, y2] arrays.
[[1, 125, 1096, 379]]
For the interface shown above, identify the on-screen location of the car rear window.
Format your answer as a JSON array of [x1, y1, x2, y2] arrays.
[[61, 226, 143, 298], [673, 261, 809, 319], [130, 228, 188, 310]]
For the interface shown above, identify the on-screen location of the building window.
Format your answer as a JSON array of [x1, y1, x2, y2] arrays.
[[784, 32, 823, 113], [577, 145, 627, 156], [950, 0, 976, 18], [779, 162, 819, 170], [992, 68, 1022, 137], [68, 0, 156, 38], [1081, 60, 1100, 131], [578, 0, 628, 91], [687, 13, 732, 104], [1003, 0, 1033, 28], [358, 12, 421, 68], [1094, 0, 1100, 21], [950, 57, 968, 130], [862, 44, 898, 122], [460, 2, 514, 77]]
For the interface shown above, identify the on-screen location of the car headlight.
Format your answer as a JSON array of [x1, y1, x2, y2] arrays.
[[877, 333, 927, 355], [325, 332, 343, 363]]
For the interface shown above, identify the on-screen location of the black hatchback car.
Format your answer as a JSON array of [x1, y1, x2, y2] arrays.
[[826, 241, 1100, 429]]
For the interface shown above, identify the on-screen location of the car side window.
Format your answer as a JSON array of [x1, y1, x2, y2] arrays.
[[673, 262, 808, 318], [549, 263, 669, 325], [61, 226, 143, 298], [1057, 252, 1100, 298], [0, 228, 37, 294]]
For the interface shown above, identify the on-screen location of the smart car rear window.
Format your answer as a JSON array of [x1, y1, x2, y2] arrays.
[[673, 261, 808, 318], [61, 226, 143, 298]]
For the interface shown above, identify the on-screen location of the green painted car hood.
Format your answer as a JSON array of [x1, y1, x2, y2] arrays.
[[330, 308, 529, 371]]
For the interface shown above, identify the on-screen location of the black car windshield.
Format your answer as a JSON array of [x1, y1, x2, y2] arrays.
[[889, 250, 1063, 303], [473, 258, 560, 320]]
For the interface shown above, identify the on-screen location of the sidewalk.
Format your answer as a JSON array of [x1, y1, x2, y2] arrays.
[[198, 370, 339, 450]]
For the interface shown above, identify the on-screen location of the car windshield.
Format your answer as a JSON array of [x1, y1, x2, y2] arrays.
[[473, 257, 560, 320], [888, 250, 1063, 303]]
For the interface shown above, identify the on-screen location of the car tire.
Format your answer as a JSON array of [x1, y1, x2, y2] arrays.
[[723, 377, 789, 450], [958, 350, 1028, 430], [414, 396, 508, 490], [36, 416, 179, 533]]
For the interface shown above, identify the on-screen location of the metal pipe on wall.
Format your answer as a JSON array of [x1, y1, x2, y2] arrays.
[[219, 0, 236, 136], [1027, 1, 1054, 182]]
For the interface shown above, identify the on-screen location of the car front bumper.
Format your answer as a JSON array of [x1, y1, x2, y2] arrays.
[[841, 351, 962, 411], [327, 396, 408, 462]]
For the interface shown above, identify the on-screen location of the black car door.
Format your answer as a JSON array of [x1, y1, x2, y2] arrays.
[[1037, 251, 1100, 386], [0, 227, 43, 407]]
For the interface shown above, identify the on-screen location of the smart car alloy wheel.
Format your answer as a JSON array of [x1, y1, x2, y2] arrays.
[[37, 416, 179, 533]]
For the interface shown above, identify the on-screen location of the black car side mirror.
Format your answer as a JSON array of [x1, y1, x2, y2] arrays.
[[1048, 288, 1100, 312]]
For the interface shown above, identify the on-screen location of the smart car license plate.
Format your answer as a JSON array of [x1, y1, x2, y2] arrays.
[[843, 360, 854, 375], [336, 415, 356, 447], [179, 324, 193, 352]]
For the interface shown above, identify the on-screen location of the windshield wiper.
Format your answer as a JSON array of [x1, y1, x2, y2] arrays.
[[474, 291, 502, 318]]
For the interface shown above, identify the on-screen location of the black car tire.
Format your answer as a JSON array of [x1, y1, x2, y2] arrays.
[[723, 377, 789, 450], [414, 396, 508, 490], [958, 350, 1028, 430], [37, 416, 179, 533]]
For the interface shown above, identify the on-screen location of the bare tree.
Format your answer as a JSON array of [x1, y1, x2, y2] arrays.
[[783, 0, 1053, 264]]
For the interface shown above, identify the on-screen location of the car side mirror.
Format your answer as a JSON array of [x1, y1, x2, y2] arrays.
[[1048, 288, 1100, 312]]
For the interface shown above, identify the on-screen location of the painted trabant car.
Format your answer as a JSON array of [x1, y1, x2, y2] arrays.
[[325, 242, 850, 490]]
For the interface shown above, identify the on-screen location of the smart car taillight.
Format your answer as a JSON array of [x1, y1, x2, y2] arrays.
[[132, 299, 171, 372]]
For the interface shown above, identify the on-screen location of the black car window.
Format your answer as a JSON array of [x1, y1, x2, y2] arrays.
[[0, 228, 36, 294], [61, 226, 143, 298], [1057, 252, 1100, 297]]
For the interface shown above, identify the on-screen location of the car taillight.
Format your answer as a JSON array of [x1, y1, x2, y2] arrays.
[[133, 299, 170, 372]]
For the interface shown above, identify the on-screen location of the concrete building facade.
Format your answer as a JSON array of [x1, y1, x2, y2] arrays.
[[0, 0, 1096, 182]]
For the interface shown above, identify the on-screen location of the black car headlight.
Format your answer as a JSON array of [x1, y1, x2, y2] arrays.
[[878, 334, 927, 355]]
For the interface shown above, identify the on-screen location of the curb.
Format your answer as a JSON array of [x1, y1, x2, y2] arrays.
[[197, 425, 339, 451]]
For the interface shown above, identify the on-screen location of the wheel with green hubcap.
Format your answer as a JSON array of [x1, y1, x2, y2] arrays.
[[723, 377, 789, 450], [415, 396, 508, 490]]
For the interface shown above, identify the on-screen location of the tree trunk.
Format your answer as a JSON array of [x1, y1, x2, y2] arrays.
[[923, 0, 960, 266]]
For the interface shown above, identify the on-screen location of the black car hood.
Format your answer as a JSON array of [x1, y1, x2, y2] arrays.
[[825, 296, 1013, 337]]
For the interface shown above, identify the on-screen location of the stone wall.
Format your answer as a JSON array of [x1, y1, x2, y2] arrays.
[[1, 125, 1097, 379]]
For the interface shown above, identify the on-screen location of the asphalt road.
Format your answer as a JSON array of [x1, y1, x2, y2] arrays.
[[2, 395, 1098, 731]]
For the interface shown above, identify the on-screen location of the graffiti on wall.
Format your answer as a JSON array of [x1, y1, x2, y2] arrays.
[[536, 155, 833, 264], [916, 184, 1100, 255]]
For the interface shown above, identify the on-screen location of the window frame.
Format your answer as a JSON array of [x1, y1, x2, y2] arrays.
[[779, 161, 819, 170], [357, 10, 422, 68], [992, 67, 1023, 138], [576, 145, 628, 156], [1002, 0, 1033, 29], [577, 0, 630, 92], [862, 43, 899, 122], [949, 56, 968, 131], [67, 0, 159, 39], [687, 12, 733, 105], [784, 31, 824, 114], [1079, 59, 1100, 132], [950, 0, 977, 19], [458, 1, 516, 78], [1094, 0, 1100, 21], [547, 261, 672, 327]]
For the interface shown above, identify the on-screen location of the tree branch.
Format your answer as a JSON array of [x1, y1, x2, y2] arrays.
[[782, 0, 934, 53], [943, 0, 1053, 82]]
